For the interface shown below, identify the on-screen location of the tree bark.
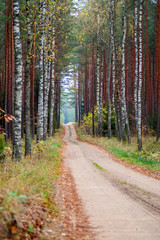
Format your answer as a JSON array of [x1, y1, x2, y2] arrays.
[[24, 0, 32, 157], [49, 26, 55, 137], [111, 0, 118, 138], [107, 15, 112, 138], [156, 0, 160, 141], [12, 0, 23, 161], [120, 0, 131, 143], [37, 0, 46, 141], [74, 70, 78, 122]]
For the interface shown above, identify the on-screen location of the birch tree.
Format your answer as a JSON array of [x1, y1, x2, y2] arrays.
[[43, 9, 51, 140], [120, 0, 131, 143], [12, 0, 23, 161], [96, 10, 102, 135], [37, 0, 46, 141], [137, 0, 143, 150], [49, 27, 55, 137], [25, 0, 32, 157], [134, 0, 138, 136]]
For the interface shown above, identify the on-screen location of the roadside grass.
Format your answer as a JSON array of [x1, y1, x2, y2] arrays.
[[0, 128, 63, 239], [77, 125, 160, 172]]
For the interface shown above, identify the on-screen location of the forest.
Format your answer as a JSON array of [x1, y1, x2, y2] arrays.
[[0, 0, 160, 162], [0, 0, 160, 238]]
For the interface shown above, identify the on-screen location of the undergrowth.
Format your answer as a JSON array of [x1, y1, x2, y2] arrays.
[[0, 128, 63, 239], [77, 124, 160, 172]]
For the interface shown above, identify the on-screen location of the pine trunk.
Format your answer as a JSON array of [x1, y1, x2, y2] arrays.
[[156, 0, 160, 141], [107, 16, 112, 138], [111, 0, 118, 138]]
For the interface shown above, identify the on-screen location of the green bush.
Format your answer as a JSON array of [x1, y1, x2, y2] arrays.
[[148, 112, 157, 134]]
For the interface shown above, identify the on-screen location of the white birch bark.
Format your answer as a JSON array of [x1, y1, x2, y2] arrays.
[[99, 48, 103, 136], [37, 0, 46, 141], [120, 0, 131, 143], [49, 26, 55, 137], [137, 0, 143, 150], [134, 0, 138, 130], [96, 13, 101, 135], [43, 11, 51, 140], [12, 0, 23, 161], [25, 0, 32, 157]]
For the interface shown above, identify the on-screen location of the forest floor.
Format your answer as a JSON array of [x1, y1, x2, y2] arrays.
[[63, 123, 160, 240], [0, 128, 94, 240]]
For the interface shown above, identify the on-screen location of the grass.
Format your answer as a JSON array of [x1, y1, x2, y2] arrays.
[[93, 162, 105, 170], [0, 128, 63, 239], [77, 125, 160, 172], [93, 162, 110, 174]]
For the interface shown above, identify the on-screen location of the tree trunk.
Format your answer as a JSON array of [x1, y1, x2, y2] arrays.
[[137, 0, 143, 150], [37, 0, 46, 141], [24, 0, 32, 157], [12, 0, 23, 161], [49, 26, 55, 137], [120, 0, 131, 143], [111, 0, 118, 138], [156, 0, 160, 141], [30, 0, 36, 139], [43, 3, 50, 140], [107, 15, 112, 138], [92, 40, 95, 136], [145, 0, 150, 131], [74, 70, 78, 122]]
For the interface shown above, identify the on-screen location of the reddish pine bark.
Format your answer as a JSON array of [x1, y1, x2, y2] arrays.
[[102, 49, 107, 104], [145, 0, 151, 130], [92, 40, 95, 136], [156, 0, 160, 141]]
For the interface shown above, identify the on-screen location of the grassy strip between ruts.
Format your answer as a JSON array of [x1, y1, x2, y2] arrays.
[[76, 125, 160, 172], [0, 128, 63, 239]]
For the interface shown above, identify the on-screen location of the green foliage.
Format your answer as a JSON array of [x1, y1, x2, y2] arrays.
[[148, 112, 157, 134], [77, 125, 160, 172], [80, 107, 116, 136], [101, 107, 115, 136], [108, 146, 160, 171], [0, 129, 63, 238]]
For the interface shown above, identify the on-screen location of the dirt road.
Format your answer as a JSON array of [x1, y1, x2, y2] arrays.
[[62, 124, 160, 240]]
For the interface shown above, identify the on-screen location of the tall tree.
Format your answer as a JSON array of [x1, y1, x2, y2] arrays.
[[25, 0, 32, 157], [37, 0, 46, 141], [156, 0, 160, 141], [49, 26, 55, 137], [74, 70, 78, 122], [107, 14, 112, 138], [137, 0, 143, 150], [120, 0, 131, 143], [12, 0, 23, 161]]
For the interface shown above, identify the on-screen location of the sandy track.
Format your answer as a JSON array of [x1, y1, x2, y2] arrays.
[[62, 124, 160, 240]]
